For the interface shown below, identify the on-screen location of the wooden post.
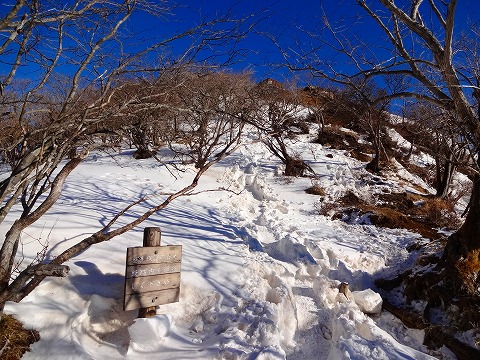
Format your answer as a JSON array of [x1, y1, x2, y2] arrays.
[[138, 227, 161, 318], [123, 238, 181, 312], [339, 282, 349, 298]]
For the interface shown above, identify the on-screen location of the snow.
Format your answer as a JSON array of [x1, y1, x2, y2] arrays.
[[386, 127, 435, 169], [1, 128, 450, 359], [352, 289, 383, 314]]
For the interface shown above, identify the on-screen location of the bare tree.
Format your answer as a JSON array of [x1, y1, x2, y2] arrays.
[[336, 81, 391, 172], [108, 71, 185, 159], [250, 79, 314, 176], [289, 0, 480, 295], [301, 85, 331, 135], [0, 1, 252, 311], [169, 71, 253, 168], [403, 102, 469, 198]]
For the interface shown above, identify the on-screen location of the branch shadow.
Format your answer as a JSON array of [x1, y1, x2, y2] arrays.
[[69, 261, 125, 300]]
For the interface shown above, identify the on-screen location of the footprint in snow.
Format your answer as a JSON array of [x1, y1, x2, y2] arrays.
[[321, 324, 332, 340]]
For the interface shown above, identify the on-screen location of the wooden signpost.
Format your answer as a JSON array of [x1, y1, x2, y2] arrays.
[[123, 227, 182, 317]]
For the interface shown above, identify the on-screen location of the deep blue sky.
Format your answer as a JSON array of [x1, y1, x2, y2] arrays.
[[127, 1, 325, 81], [167, 1, 326, 81], [1, 1, 480, 86], [160, 0, 480, 83]]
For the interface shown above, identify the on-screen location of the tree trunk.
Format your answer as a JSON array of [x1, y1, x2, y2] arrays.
[[316, 110, 325, 136], [366, 135, 388, 173], [435, 154, 455, 199], [0, 155, 86, 311], [406, 140, 414, 160], [443, 173, 480, 295], [284, 156, 307, 176], [366, 153, 380, 173], [0, 227, 21, 311]]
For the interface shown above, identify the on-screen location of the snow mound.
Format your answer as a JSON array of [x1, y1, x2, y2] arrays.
[[312, 276, 436, 360], [245, 174, 277, 201], [352, 289, 383, 314], [127, 315, 174, 354], [264, 235, 317, 265]]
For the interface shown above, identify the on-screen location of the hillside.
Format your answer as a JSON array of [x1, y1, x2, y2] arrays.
[[2, 1, 480, 359], [2, 113, 476, 359]]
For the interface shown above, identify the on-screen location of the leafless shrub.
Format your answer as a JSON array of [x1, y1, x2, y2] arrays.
[[0, 1, 255, 310], [249, 80, 315, 177]]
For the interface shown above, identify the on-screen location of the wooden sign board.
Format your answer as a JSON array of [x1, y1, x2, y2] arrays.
[[123, 245, 182, 311]]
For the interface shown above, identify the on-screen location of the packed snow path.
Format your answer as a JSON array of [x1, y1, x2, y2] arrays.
[[3, 137, 447, 359]]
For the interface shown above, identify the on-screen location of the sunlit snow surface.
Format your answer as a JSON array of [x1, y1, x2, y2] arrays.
[[2, 127, 454, 359]]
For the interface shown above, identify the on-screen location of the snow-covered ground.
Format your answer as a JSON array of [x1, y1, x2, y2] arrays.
[[2, 129, 456, 359]]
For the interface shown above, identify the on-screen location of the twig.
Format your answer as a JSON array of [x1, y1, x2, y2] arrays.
[[0, 339, 10, 357]]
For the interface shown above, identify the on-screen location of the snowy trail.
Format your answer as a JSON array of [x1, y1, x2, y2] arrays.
[[3, 137, 445, 359], [215, 142, 436, 359]]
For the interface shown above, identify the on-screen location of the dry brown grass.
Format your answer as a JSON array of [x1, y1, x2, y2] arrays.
[[285, 158, 312, 177], [320, 190, 461, 240], [422, 197, 458, 225], [316, 127, 376, 163], [400, 248, 480, 332], [349, 150, 372, 163], [398, 160, 435, 185], [317, 127, 362, 149], [369, 208, 439, 239], [455, 249, 480, 295], [0, 315, 39, 360], [305, 185, 326, 196]]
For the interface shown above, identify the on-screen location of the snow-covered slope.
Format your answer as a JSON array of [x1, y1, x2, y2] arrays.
[[2, 129, 453, 359]]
